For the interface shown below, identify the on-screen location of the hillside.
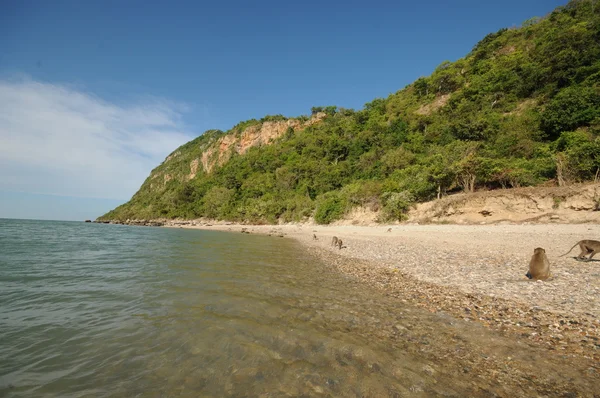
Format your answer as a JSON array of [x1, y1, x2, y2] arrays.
[[100, 0, 600, 224]]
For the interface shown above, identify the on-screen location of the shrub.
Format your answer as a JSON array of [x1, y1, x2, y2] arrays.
[[541, 86, 600, 139], [201, 187, 235, 219], [340, 181, 382, 210], [384, 165, 437, 201], [238, 196, 285, 224], [280, 195, 315, 223], [380, 191, 415, 221], [554, 132, 600, 182], [314, 191, 349, 224]]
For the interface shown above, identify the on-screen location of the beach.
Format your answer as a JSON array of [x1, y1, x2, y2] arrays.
[[170, 221, 600, 363]]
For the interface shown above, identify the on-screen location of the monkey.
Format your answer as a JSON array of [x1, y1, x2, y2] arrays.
[[313, 234, 318, 241], [526, 247, 551, 280], [331, 236, 339, 247], [386, 228, 392, 232], [337, 239, 343, 250], [559, 240, 600, 261]]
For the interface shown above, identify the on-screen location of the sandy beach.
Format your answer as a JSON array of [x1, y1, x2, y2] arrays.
[[168, 221, 600, 363]]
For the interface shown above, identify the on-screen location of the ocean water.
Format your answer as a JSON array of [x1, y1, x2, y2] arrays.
[[0, 219, 597, 397]]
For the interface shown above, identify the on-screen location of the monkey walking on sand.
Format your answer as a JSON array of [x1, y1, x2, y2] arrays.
[[313, 234, 318, 241], [559, 240, 600, 261], [526, 247, 551, 280], [331, 236, 344, 249]]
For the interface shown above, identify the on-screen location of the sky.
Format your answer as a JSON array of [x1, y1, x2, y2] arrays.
[[0, 0, 567, 221]]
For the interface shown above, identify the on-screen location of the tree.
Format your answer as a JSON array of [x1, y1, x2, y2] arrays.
[[201, 187, 235, 219], [413, 78, 430, 97], [541, 85, 600, 139]]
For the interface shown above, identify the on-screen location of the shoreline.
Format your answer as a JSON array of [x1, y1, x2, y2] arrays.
[[166, 221, 600, 363]]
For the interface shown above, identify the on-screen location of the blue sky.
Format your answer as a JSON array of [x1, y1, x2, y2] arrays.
[[0, 0, 566, 220]]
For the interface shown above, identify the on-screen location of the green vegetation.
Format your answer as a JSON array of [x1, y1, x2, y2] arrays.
[[101, 1, 600, 224]]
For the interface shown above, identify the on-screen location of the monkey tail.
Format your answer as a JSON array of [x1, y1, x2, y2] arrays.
[[558, 242, 580, 257]]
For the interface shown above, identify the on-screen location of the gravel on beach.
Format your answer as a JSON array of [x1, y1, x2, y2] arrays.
[[298, 224, 600, 363]]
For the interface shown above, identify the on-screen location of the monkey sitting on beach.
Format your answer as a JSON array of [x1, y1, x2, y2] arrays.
[[337, 239, 343, 250], [526, 247, 551, 281], [313, 234, 318, 241], [559, 240, 600, 262]]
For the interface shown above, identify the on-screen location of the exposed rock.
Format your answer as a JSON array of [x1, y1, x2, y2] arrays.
[[188, 159, 199, 180], [96, 219, 165, 227], [200, 113, 325, 174], [415, 94, 450, 115], [164, 150, 181, 163]]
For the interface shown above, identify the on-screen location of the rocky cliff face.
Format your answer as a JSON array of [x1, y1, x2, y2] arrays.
[[145, 113, 326, 191], [200, 114, 325, 174]]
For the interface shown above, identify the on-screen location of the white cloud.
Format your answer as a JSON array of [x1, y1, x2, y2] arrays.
[[0, 78, 197, 200]]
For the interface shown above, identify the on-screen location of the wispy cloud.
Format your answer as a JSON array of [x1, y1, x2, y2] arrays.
[[0, 78, 197, 200]]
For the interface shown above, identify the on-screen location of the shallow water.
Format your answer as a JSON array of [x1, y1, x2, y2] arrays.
[[0, 219, 597, 397]]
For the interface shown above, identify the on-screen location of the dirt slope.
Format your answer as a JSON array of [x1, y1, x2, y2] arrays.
[[407, 183, 600, 224]]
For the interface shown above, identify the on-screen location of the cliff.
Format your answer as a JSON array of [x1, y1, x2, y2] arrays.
[[146, 113, 326, 192]]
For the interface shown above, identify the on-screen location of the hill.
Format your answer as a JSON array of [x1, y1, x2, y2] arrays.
[[100, 0, 600, 224]]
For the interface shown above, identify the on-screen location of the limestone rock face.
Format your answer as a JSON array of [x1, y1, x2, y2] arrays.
[[145, 113, 327, 191], [188, 159, 199, 180], [200, 113, 325, 174]]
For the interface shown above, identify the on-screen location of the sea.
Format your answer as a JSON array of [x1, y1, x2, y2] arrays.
[[0, 218, 596, 397]]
